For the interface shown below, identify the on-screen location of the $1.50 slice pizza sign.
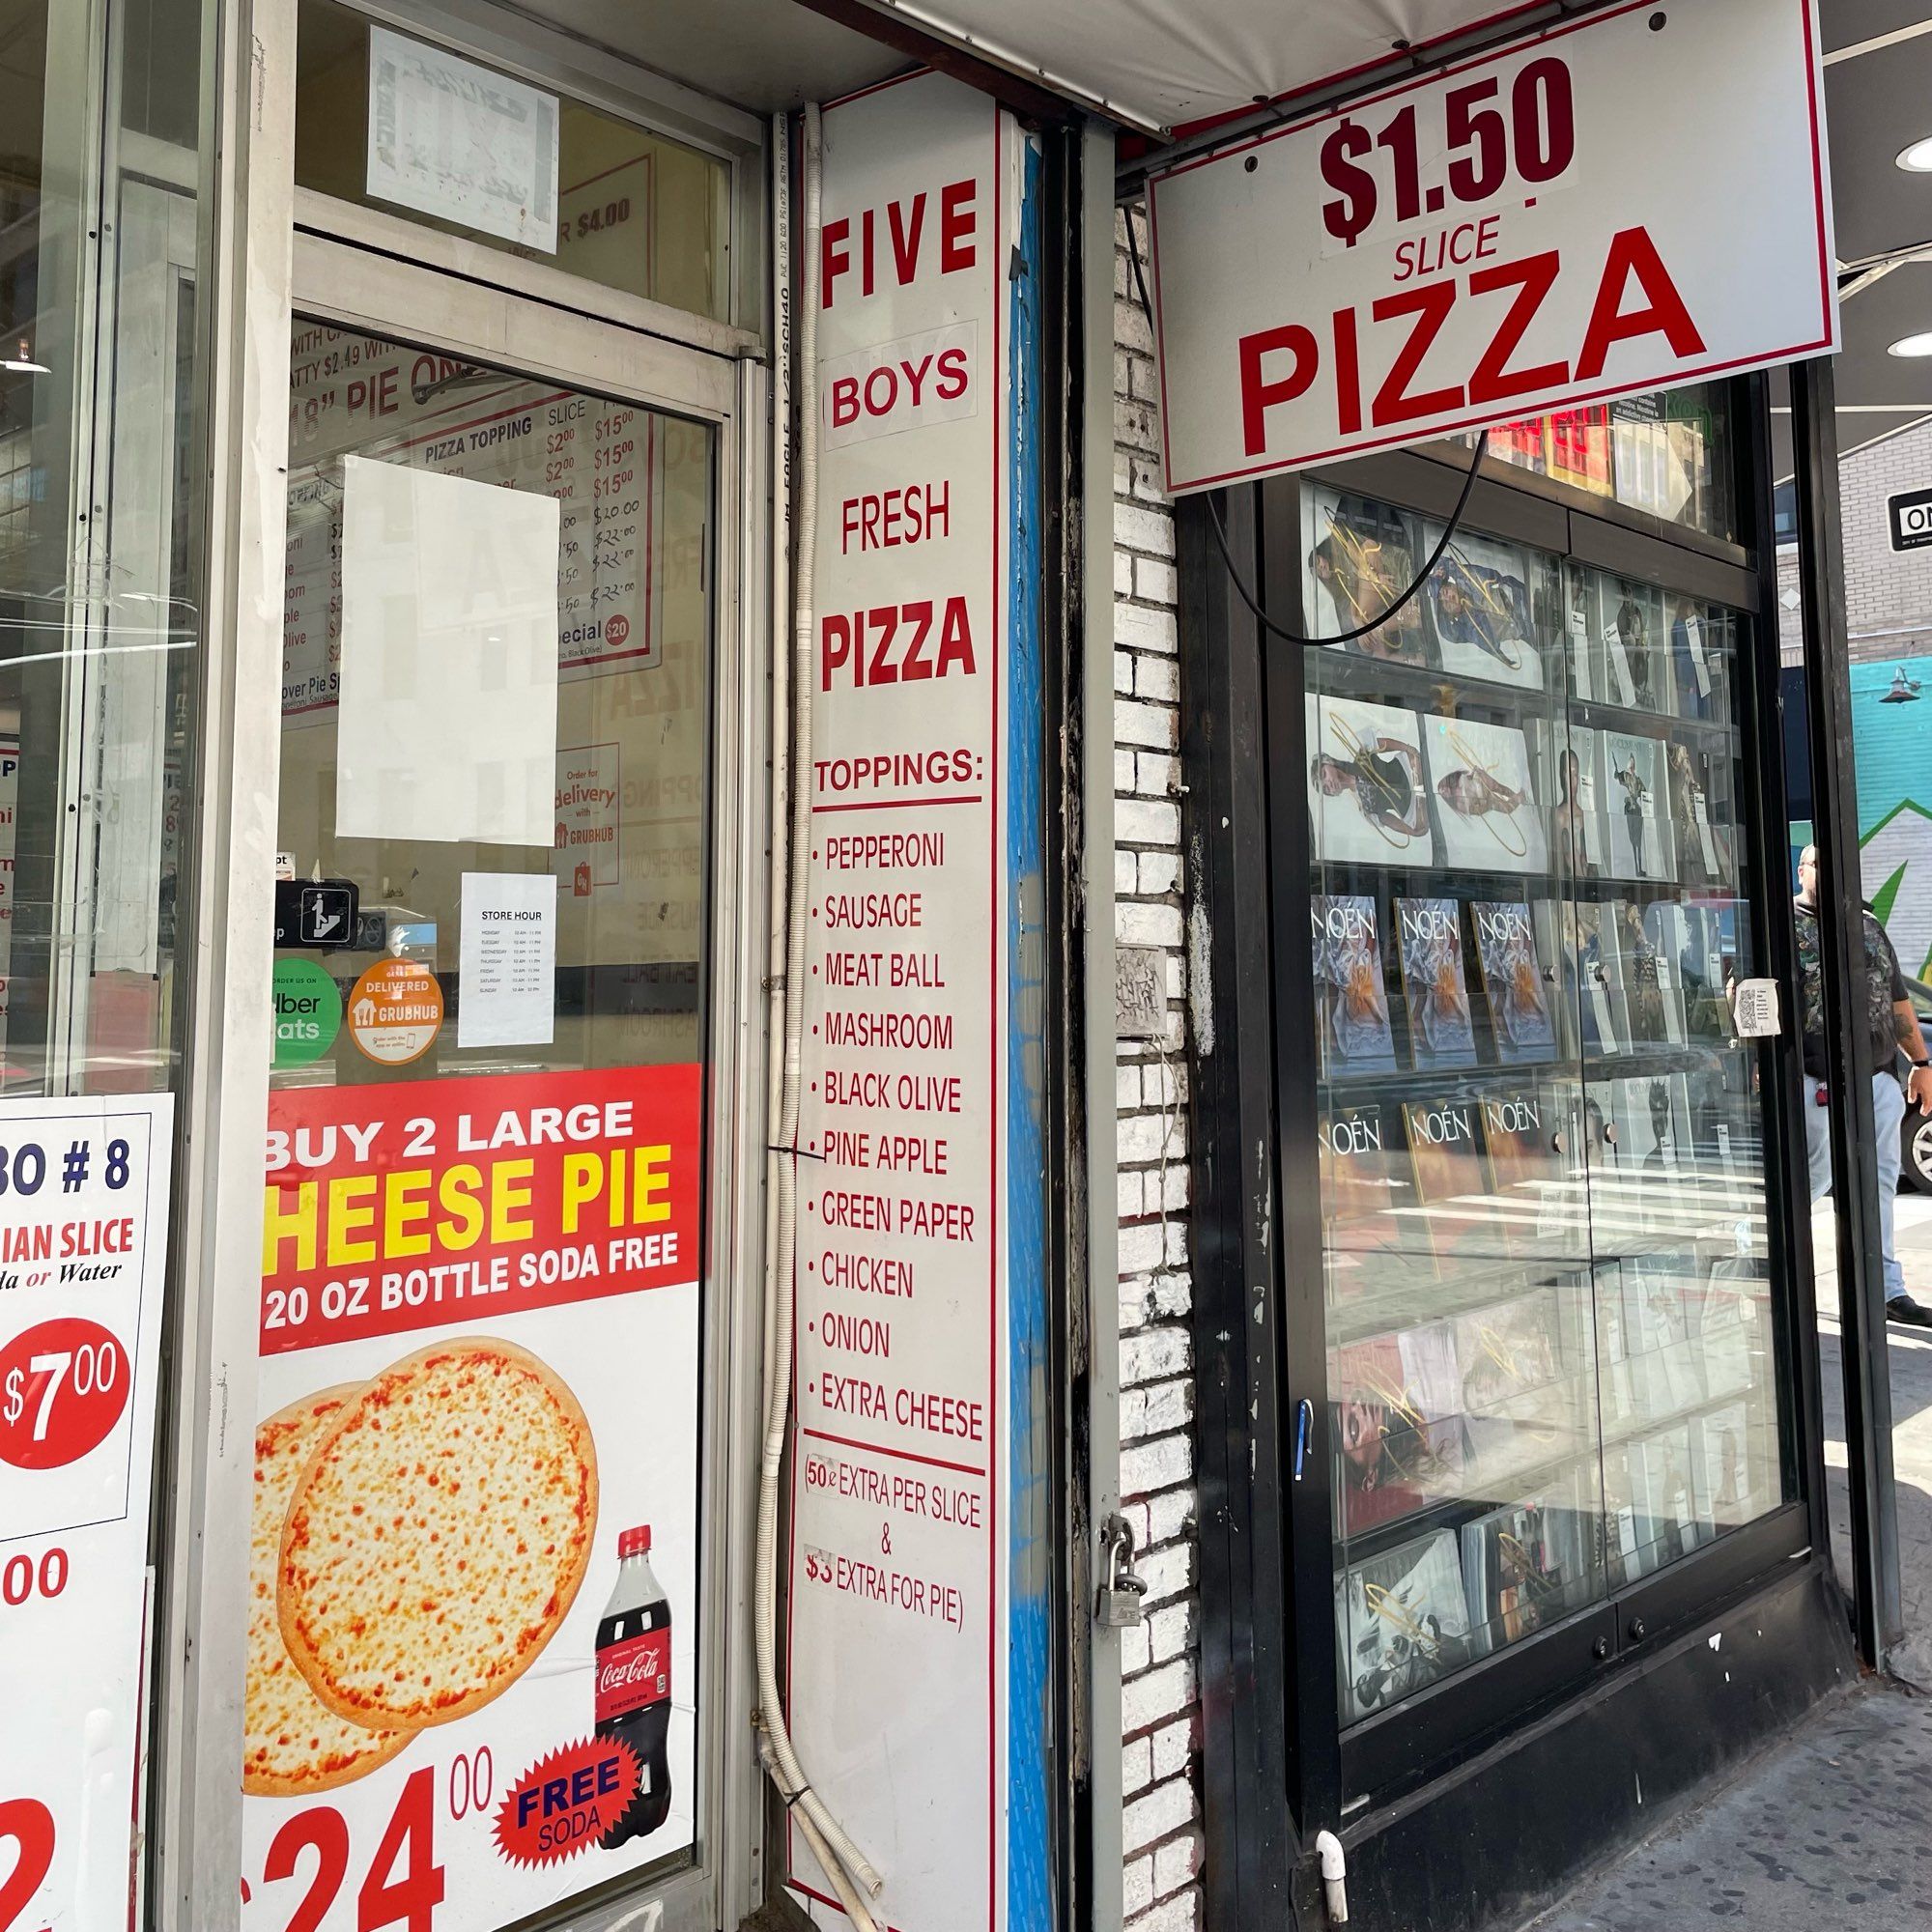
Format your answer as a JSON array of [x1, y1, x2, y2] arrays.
[[1147, 0, 1835, 491]]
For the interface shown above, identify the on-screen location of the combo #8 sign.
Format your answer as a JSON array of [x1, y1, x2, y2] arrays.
[[1147, 0, 1836, 493]]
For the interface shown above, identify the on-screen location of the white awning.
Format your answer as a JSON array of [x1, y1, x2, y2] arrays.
[[863, 0, 1565, 133]]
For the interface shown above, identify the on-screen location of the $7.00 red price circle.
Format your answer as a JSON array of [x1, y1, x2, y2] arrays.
[[0, 1319, 130, 1470]]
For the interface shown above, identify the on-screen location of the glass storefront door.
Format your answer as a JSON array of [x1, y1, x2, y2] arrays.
[[240, 240, 736, 1931], [1301, 461, 1793, 1753]]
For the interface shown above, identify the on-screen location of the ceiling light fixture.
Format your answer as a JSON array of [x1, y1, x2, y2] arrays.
[[1889, 331, 1932, 357], [1, 336, 47, 375], [1898, 137, 1932, 172]]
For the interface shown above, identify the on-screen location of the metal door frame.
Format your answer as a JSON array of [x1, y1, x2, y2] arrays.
[[156, 5, 772, 1927]]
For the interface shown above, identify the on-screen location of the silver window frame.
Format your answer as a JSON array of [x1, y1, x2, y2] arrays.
[[155, 5, 773, 1929]]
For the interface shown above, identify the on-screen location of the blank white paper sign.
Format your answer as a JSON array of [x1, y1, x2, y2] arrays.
[[337, 456, 560, 846]]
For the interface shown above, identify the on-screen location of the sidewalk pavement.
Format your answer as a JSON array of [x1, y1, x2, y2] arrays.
[[1522, 1194, 1932, 1930], [1525, 1683, 1932, 1930]]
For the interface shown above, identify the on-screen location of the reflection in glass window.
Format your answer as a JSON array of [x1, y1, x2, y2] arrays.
[[1305, 486, 1786, 1724]]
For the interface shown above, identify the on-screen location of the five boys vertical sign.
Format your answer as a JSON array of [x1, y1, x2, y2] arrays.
[[1148, 0, 1836, 491], [786, 71, 1023, 1932]]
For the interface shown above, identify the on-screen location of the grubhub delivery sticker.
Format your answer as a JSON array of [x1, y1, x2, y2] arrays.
[[347, 957, 442, 1065]]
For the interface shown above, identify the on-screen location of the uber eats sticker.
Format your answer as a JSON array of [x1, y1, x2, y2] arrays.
[[272, 959, 342, 1068]]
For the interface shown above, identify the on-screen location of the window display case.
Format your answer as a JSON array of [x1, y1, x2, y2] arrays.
[[1302, 484, 1787, 1738], [1179, 393, 1836, 1925]]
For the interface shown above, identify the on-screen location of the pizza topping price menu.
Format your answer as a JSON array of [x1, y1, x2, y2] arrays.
[[784, 73, 1015, 1932]]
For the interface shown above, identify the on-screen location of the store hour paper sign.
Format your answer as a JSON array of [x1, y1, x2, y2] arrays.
[[1147, 0, 1836, 491], [0, 1095, 173, 1932], [367, 26, 559, 251]]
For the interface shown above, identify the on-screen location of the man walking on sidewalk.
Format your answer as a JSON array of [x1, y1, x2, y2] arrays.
[[1795, 845, 1932, 1325]]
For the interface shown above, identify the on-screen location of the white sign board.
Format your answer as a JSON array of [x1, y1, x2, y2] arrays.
[[788, 71, 1017, 1932], [367, 26, 559, 252], [1147, 0, 1836, 492], [336, 457, 560, 847], [0, 1094, 174, 1932], [458, 871, 556, 1048]]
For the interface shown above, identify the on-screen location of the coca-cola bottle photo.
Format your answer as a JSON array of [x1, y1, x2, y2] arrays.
[[594, 1524, 673, 1847]]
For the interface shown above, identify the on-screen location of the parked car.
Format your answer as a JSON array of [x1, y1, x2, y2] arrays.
[[1903, 977, 1932, 1192]]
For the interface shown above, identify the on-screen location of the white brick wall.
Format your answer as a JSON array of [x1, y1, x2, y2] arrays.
[[1113, 205, 1203, 1932], [1778, 414, 1932, 665]]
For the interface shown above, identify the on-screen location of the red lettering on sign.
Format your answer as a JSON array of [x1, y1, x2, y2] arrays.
[[822, 182, 978, 306], [1466, 249, 1567, 405], [890, 194, 926, 284], [1238, 325, 1319, 456], [940, 180, 977, 273], [1369, 279, 1463, 426], [1575, 226, 1704, 380]]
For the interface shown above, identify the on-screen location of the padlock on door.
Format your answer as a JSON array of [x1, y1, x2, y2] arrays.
[[1095, 1513, 1148, 1629]]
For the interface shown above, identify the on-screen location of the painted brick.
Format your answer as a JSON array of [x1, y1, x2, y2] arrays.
[[1122, 1775, 1198, 1857], [1113, 214, 1200, 1932], [1153, 1830, 1206, 1899], [1151, 1716, 1194, 1783], [1135, 556, 1178, 605], [1117, 798, 1180, 845], [1126, 1891, 1204, 1932], [1116, 502, 1177, 558], [1118, 602, 1179, 652], [1120, 1433, 1191, 1497], [1136, 752, 1182, 795], [1136, 654, 1180, 703], [1117, 901, 1183, 948], [1139, 850, 1180, 895], [1116, 697, 1179, 749], [1122, 1326, 1190, 1383]]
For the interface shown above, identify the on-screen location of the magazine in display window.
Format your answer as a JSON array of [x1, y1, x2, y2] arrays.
[[1422, 714, 1549, 874], [1632, 1422, 1703, 1568], [1668, 596, 1725, 721], [1479, 1083, 1575, 1258], [1595, 577, 1668, 715], [1312, 893, 1398, 1076], [1553, 900, 1626, 1060], [1598, 730, 1674, 882], [1461, 1476, 1597, 1657], [1538, 721, 1605, 878], [1600, 1072, 1697, 1243], [1307, 693, 1434, 866], [1320, 1095, 1421, 1295], [1394, 896, 1477, 1070], [1621, 1254, 1706, 1421], [1452, 1285, 1575, 1481], [1403, 1092, 1492, 1260], [1684, 1050, 1744, 1179], [1691, 1401, 1766, 1533], [1596, 1264, 1636, 1427], [1337, 1528, 1476, 1720], [1303, 488, 1439, 666], [1471, 898, 1558, 1065], [1331, 1328, 1467, 1537], [1606, 896, 1686, 1047], [1420, 527, 1548, 693], [1664, 739, 1728, 887]]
